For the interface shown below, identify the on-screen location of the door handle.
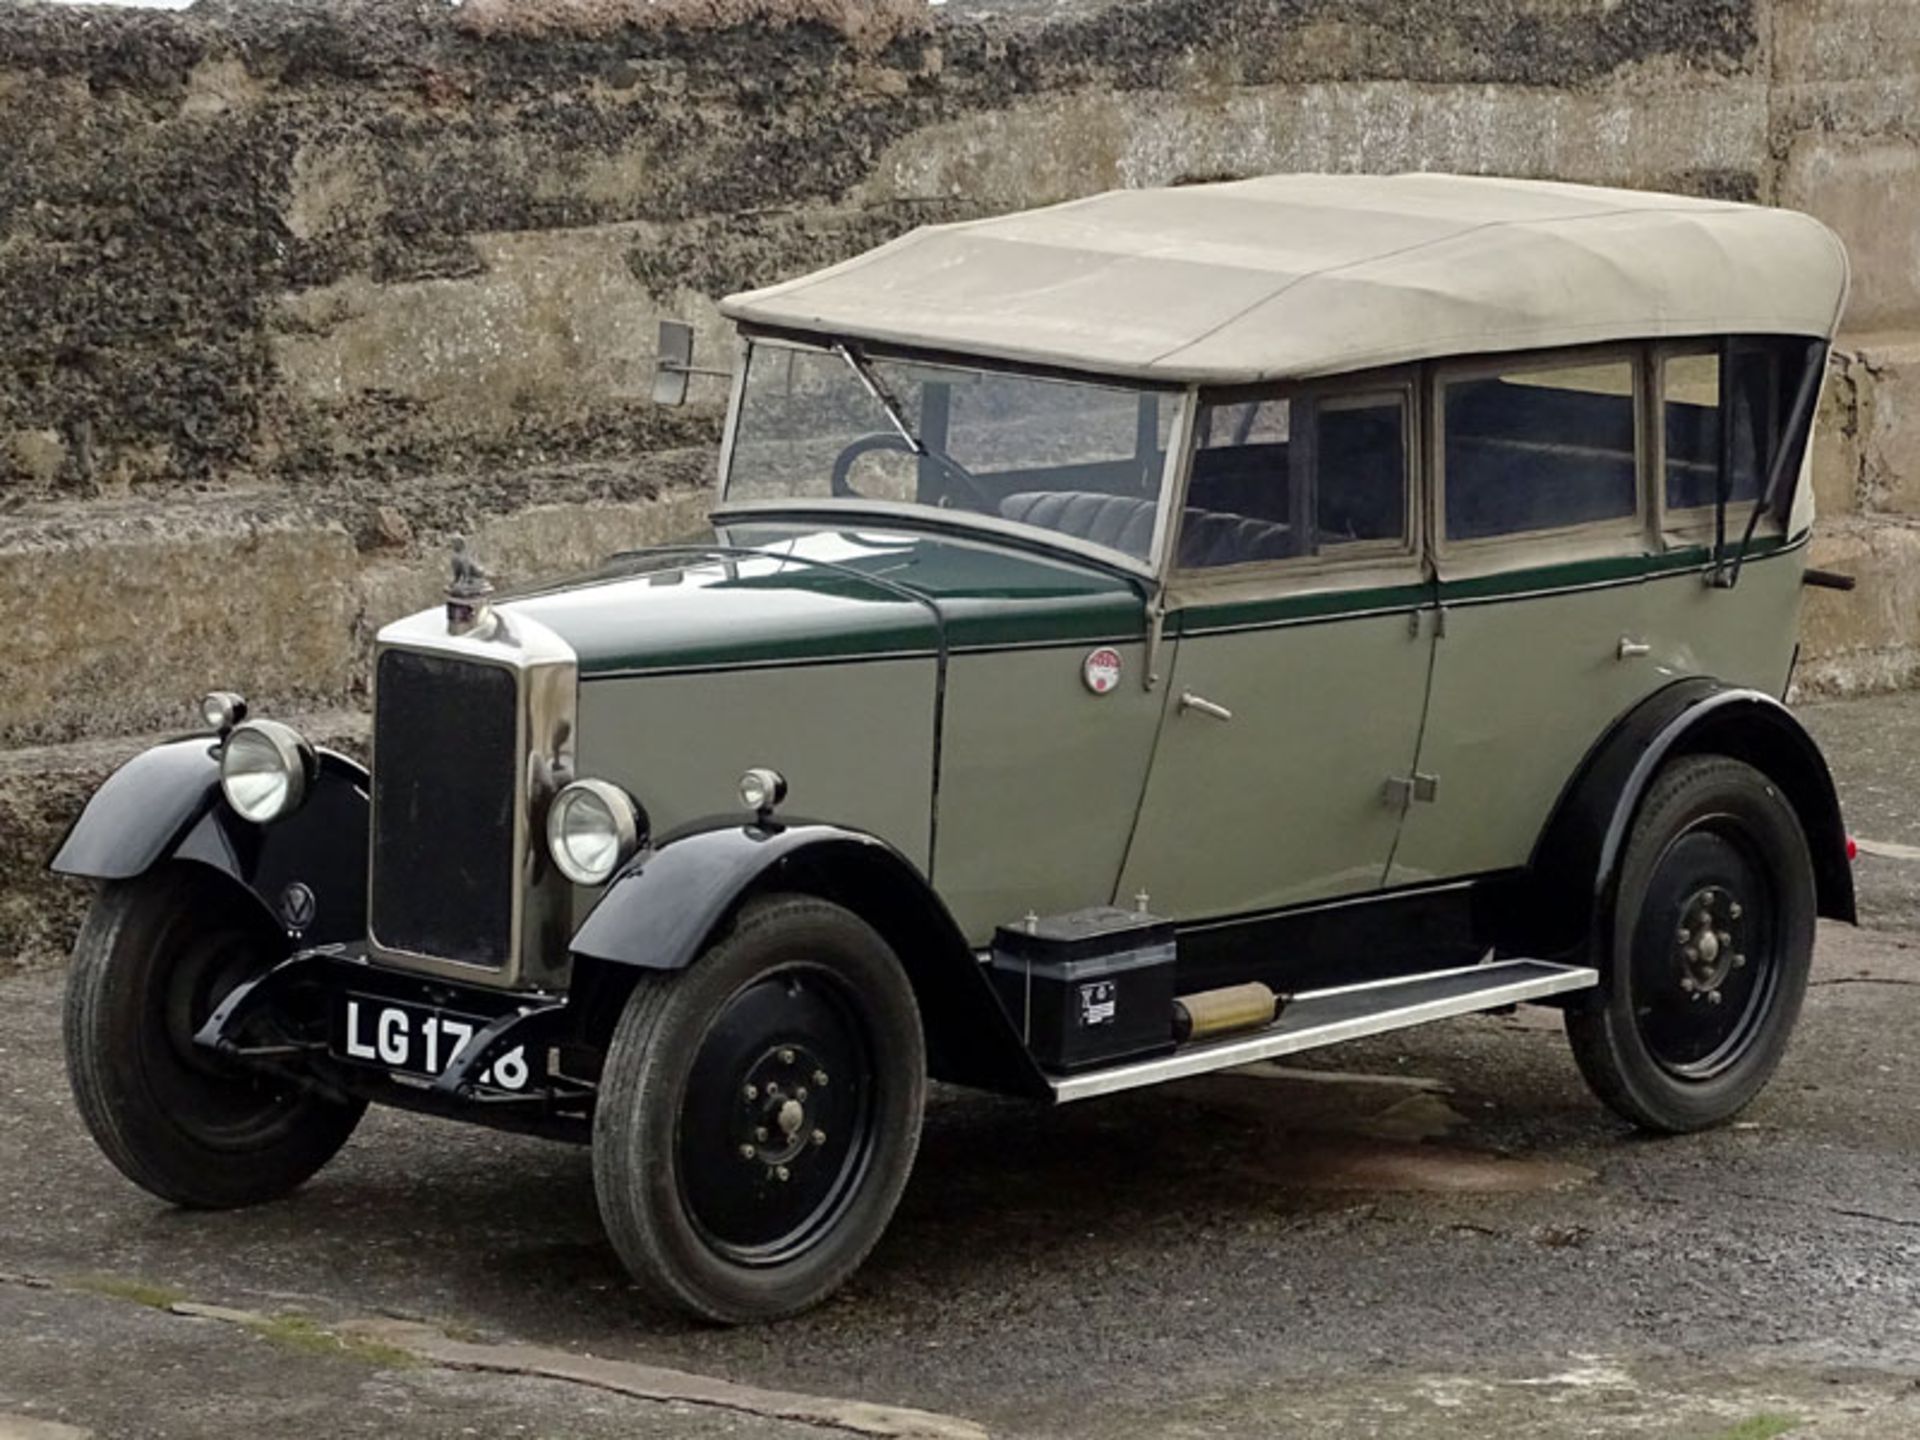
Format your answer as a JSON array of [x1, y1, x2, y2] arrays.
[[1617, 637, 1652, 660], [1178, 690, 1233, 722]]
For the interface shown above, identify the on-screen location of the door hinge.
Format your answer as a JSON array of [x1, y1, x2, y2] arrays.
[[1384, 773, 1441, 807]]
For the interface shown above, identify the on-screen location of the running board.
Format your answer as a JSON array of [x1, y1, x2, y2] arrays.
[[1049, 958, 1597, 1105]]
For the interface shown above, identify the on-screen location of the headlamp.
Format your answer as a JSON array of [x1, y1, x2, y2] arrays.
[[218, 719, 314, 824], [547, 779, 646, 887]]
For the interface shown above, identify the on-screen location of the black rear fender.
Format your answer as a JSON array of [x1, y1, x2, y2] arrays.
[[1522, 679, 1855, 958], [49, 738, 370, 945], [568, 823, 1047, 1099]]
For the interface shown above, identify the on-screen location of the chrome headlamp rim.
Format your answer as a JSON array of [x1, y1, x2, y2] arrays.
[[218, 718, 314, 825], [546, 778, 645, 888]]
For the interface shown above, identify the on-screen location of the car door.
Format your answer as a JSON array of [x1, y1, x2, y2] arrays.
[[1388, 349, 1663, 885], [1117, 381, 1434, 929], [1390, 342, 1822, 887]]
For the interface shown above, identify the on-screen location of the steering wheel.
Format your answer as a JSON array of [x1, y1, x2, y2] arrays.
[[830, 432, 914, 499], [829, 432, 993, 510]]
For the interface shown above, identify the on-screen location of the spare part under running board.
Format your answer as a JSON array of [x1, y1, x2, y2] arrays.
[[1048, 958, 1598, 1104]]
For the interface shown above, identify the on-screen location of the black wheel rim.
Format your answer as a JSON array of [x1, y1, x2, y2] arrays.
[[143, 886, 306, 1149], [676, 964, 879, 1266], [1629, 819, 1782, 1080]]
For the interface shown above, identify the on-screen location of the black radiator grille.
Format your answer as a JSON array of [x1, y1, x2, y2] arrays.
[[370, 649, 518, 967]]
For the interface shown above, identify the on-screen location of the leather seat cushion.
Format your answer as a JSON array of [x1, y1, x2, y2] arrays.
[[1001, 491, 1293, 569]]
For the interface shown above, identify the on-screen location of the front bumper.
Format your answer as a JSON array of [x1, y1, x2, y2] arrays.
[[193, 946, 595, 1141]]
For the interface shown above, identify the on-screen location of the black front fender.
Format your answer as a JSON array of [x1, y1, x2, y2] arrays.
[[570, 822, 1048, 1098], [50, 738, 370, 946]]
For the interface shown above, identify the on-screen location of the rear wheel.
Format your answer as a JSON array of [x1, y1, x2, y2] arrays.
[[64, 865, 365, 1207], [592, 894, 925, 1324], [1566, 755, 1815, 1133]]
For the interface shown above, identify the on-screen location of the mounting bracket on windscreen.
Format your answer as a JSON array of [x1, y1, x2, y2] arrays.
[[653, 320, 732, 407]]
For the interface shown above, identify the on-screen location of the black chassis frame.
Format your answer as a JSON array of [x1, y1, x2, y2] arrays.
[[54, 678, 1854, 1132]]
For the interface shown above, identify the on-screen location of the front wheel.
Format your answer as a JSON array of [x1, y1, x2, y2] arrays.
[[64, 865, 366, 1207], [592, 894, 926, 1324], [1566, 755, 1816, 1133]]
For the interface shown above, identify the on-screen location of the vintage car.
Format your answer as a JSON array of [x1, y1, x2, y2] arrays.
[[53, 174, 1860, 1324]]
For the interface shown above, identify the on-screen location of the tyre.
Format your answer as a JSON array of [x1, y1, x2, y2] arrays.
[[1566, 755, 1816, 1133], [64, 865, 366, 1207], [592, 894, 926, 1324]]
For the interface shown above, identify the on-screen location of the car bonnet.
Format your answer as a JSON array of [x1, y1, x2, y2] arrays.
[[498, 522, 1148, 676]]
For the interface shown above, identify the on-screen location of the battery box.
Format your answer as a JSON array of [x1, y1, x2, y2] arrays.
[[990, 906, 1177, 1073]]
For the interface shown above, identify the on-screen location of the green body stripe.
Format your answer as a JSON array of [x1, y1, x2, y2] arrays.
[[1178, 535, 1798, 636]]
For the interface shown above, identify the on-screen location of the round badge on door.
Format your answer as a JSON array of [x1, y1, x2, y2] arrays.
[[1082, 647, 1123, 695]]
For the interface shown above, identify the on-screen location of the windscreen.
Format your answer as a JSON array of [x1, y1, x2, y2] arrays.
[[723, 342, 1174, 563]]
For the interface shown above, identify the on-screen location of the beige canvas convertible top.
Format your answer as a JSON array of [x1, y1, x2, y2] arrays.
[[720, 174, 1850, 385]]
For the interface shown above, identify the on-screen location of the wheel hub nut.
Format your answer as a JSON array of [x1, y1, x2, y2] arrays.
[[1675, 886, 1744, 995]]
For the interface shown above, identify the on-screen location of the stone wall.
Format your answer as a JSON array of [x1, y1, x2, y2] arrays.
[[5, 0, 1920, 962]]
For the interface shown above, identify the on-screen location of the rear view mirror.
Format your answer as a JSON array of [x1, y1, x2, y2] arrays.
[[653, 320, 733, 407], [654, 320, 694, 407]]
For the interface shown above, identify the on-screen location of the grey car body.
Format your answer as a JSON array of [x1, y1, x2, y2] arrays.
[[53, 174, 1859, 1323]]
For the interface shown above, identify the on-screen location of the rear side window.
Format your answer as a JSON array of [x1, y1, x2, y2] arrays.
[[1443, 361, 1639, 542], [1663, 340, 1822, 515], [1181, 392, 1407, 569]]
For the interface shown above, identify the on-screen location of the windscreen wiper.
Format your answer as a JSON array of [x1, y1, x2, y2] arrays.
[[834, 343, 985, 504], [835, 343, 922, 452]]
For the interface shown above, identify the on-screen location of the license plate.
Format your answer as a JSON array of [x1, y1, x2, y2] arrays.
[[330, 993, 540, 1092]]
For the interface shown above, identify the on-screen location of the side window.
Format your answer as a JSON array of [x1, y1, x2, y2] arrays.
[[1443, 360, 1639, 542], [1663, 339, 1819, 518], [1181, 392, 1407, 570]]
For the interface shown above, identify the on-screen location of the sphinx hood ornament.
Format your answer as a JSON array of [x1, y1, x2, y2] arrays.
[[445, 535, 497, 638]]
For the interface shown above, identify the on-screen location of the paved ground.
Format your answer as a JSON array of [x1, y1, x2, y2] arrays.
[[4, 694, 1919, 1440]]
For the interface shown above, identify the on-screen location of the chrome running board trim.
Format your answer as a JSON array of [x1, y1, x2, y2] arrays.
[[1049, 958, 1598, 1104]]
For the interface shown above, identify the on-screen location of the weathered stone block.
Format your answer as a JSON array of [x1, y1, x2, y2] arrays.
[[1795, 520, 1920, 695], [1778, 136, 1920, 332], [1773, 0, 1920, 133], [869, 68, 1768, 214], [1836, 333, 1920, 518], [0, 502, 361, 747]]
